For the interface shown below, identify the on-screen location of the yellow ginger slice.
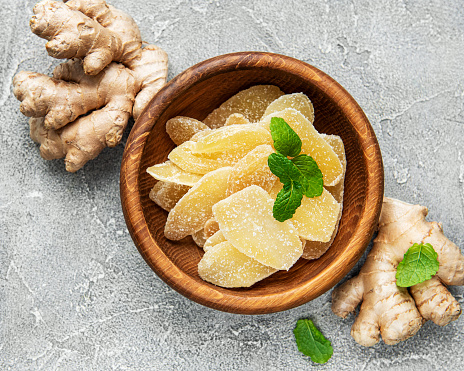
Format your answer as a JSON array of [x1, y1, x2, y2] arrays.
[[147, 160, 202, 186], [270, 183, 341, 242], [192, 229, 207, 248], [204, 230, 226, 252], [190, 130, 212, 142], [166, 116, 210, 145], [168, 141, 231, 175], [213, 185, 302, 270], [260, 108, 343, 186], [226, 144, 277, 196], [191, 124, 272, 154], [321, 134, 346, 203], [224, 113, 250, 126], [149, 181, 190, 212], [263, 93, 314, 122], [203, 85, 284, 128], [169, 129, 271, 175], [198, 241, 277, 288], [164, 167, 232, 240], [302, 206, 342, 259], [204, 218, 220, 239]]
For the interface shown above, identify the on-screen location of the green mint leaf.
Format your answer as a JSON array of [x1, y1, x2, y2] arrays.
[[273, 181, 303, 222], [293, 319, 333, 364], [268, 153, 301, 184], [291, 154, 323, 198], [270, 117, 302, 157], [396, 243, 439, 287]]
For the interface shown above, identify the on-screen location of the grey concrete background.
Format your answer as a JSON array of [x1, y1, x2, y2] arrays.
[[1, 0, 463, 369]]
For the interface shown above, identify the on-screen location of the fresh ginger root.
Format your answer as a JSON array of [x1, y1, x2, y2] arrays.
[[13, 0, 168, 171], [332, 197, 464, 346]]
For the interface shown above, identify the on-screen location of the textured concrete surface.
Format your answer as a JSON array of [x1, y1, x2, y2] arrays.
[[1, 0, 464, 369]]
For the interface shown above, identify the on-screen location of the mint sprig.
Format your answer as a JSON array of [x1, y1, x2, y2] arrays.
[[293, 319, 333, 364], [267, 117, 323, 222], [396, 243, 439, 287]]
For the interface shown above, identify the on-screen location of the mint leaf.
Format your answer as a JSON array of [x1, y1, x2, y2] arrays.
[[273, 182, 303, 222], [291, 154, 323, 198], [268, 153, 301, 184], [396, 243, 439, 287], [270, 117, 302, 157], [293, 319, 333, 364]]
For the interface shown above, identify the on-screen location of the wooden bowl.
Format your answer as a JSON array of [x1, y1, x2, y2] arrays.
[[120, 52, 384, 314]]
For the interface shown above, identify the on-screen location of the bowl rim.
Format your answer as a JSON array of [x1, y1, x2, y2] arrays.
[[120, 51, 384, 314]]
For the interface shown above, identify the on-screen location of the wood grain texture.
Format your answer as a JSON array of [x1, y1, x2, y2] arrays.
[[120, 52, 384, 314]]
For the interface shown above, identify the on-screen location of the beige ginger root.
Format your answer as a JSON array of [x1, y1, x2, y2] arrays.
[[332, 197, 464, 346], [15, 59, 136, 172], [13, 0, 168, 171]]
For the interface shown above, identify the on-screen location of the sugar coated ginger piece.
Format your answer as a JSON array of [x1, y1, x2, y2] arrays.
[[302, 206, 342, 259], [198, 241, 277, 288], [167, 141, 227, 175], [147, 160, 202, 186], [149, 181, 190, 212], [164, 167, 232, 240], [203, 230, 226, 252], [191, 124, 272, 154], [321, 134, 346, 203], [168, 131, 271, 175], [332, 197, 464, 346], [224, 113, 250, 126], [166, 116, 210, 145], [269, 182, 341, 242], [263, 93, 314, 123], [204, 218, 220, 239], [203, 85, 284, 128], [226, 144, 277, 196], [213, 185, 302, 270], [190, 130, 213, 142], [192, 229, 207, 248], [260, 108, 343, 186]]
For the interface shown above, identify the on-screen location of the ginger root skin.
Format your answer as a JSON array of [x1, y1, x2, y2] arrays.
[[20, 60, 136, 172], [13, 0, 168, 171], [332, 197, 464, 346]]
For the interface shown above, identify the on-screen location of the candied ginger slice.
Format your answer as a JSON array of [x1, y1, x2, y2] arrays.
[[165, 167, 232, 240], [270, 183, 341, 242], [198, 241, 277, 288], [302, 207, 341, 260], [203, 85, 284, 128], [226, 144, 277, 196], [263, 93, 314, 122], [168, 141, 227, 175], [169, 139, 267, 175], [191, 124, 272, 154], [321, 134, 346, 203], [149, 181, 190, 212], [213, 185, 302, 270], [260, 108, 343, 186], [147, 160, 203, 186], [166, 116, 210, 145], [225, 113, 250, 126], [190, 130, 212, 142], [204, 218, 220, 239], [203, 230, 226, 252], [192, 229, 207, 248]]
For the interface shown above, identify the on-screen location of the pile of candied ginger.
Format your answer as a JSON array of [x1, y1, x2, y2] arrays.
[[147, 86, 346, 288]]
